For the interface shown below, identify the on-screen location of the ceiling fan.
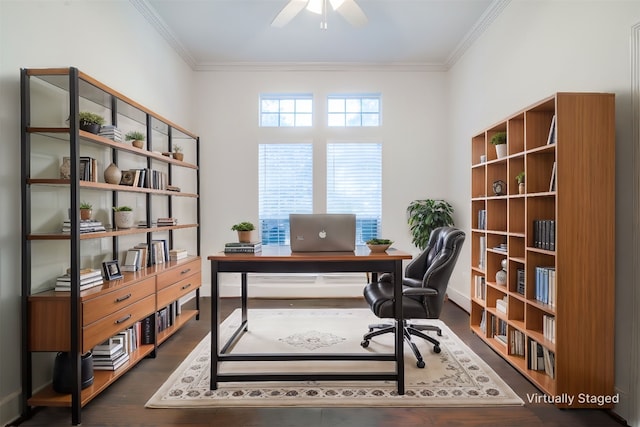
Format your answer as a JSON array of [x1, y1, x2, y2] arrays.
[[271, 0, 368, 29]]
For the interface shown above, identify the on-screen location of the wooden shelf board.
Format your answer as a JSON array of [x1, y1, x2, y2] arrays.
[[27, 344, 155, 407], [28, 224, 199, 240]]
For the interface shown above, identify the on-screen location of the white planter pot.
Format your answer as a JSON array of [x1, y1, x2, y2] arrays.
[[495, 144, 507, 159], [114, 211, 134, 229]]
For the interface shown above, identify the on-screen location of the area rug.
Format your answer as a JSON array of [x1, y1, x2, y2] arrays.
[[146, 308, 523, 408]]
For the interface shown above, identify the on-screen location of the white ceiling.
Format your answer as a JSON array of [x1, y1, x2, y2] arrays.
[[134, 0, 507, 70]]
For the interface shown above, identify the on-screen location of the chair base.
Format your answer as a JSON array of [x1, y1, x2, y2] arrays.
[[360, 320, 442, 368]]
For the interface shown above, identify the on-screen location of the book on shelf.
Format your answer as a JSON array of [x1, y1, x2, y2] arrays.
[[55, 268, 104, 291], [92, 338, 124, 357], [549, 161, 557, 192], [169, 248, 188, 260], [93, 351, 129, 371], [546, 115, 556, 145], [121, 249, 141, 272], [478, 236, 486, 269], [477, 209, 486, 230], [496, 296, 508, 314], [62, 219, 106, 234], [157, 217, 178, 226], [474, 275, 486, 300], [54, 278, 103, 292]]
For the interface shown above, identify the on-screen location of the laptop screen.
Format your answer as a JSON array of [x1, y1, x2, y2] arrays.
[[289, 214, 356, 252]]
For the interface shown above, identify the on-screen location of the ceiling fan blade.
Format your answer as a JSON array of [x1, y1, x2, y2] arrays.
[[335, 0, 368, 28], [271, 0, 308, 28]]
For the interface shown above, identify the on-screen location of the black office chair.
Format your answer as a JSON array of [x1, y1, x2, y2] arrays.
[[361, 226, 465, 368]]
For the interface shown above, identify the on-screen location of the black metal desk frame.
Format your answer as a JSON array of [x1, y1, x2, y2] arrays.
[[209, 249, 408, 395]]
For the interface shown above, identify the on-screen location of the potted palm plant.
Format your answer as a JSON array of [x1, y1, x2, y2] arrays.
[[231, 221, 255, 243], [491, 131, 507, 159], [78, 112, 105, 134], [407, 199, 454, 250]]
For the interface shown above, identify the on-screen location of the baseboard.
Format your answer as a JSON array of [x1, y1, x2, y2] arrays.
[[1, 389, 23, 427]]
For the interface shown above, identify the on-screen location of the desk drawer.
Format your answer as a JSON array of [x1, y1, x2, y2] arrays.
[[157, 259, 200, 291], [82, 294, 155, 353], [83, 277, 155, 326], [157, 272, 201, 308]]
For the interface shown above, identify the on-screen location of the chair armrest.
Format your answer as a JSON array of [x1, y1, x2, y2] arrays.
[[403, 287, 438, 297], [402, 277, 423, 288]]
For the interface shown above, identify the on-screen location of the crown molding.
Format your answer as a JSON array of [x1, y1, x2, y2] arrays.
[[445, 0, 511, 68], [129, 0, 197, 69], [134, 0, 509, 72], [193, 61, 447, 73]]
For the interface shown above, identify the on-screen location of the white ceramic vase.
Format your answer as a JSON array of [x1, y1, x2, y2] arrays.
[[114, 211, 134, 229], [495, 144, 507, 159]]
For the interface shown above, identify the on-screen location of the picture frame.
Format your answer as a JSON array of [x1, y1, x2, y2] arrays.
[[102, 260, 123, 280]]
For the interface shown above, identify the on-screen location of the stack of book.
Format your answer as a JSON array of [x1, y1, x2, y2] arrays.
[[92, 337, 129, 371], [55, 268, 104, 292], [157, 217, 177, 227], [98, 125, 123, 142], [121, 249, 143, 272], [169, 249, 188, 261], [224, 241, 262, 253], [62, 219, 106, 234]]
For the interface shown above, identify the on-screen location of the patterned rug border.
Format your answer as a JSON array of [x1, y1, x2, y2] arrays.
[[146, 309, 524, 408]]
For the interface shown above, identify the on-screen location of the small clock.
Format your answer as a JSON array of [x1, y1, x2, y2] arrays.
[[492, 180, 506, 196]]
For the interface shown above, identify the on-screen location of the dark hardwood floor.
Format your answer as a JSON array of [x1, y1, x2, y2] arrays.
[[15, 297, 627, 427]]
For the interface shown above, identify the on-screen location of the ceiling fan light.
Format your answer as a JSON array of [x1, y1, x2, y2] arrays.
[[329, 0, 345, 10], [306, 0, 323, 14]]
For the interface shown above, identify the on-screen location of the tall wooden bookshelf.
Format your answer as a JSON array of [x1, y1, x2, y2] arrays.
[[470, 93, 615, 407], [20, 67, 201, 424]]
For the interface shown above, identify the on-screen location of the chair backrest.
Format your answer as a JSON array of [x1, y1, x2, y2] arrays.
[[404, 226, 466, 317]]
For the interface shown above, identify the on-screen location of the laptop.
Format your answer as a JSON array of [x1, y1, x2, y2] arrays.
[[289, 213, 356, 252]]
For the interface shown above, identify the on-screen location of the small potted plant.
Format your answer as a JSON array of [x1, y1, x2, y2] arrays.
[[125, 131, 145, 149], [407, 199, 454, 250], [491, 131, 507, 159], [79, 201, 92, 221], [516, 171, 525, 194], [78, 112, 105, 134], [112, 206, 134, 229], [366, 238, 393, 253], [231, 221, 255, 243], [172, 144, 184, 161]]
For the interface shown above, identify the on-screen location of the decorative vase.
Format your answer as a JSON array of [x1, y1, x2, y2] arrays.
[[52, 351, 94, 393], [60, 157, 71, 179], [114, 211, 134, 229], [495, 258, 507, 286], [132, 140, 144, 149], [519, 183, 525, 194], [495, 144, 507, 159], [237, 230, 252, 243], [173, 152, 184, 161], [104, 163, 122, 185], [80, 208, 92, 220]]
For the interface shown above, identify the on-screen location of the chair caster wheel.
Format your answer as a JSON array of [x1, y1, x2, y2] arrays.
[[417, 360, 425, 368], [433, 345, 441, 354], [361, 340, 370, 348], [437, 330, 442, 336]]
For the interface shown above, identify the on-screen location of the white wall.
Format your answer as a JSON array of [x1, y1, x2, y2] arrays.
[[446, 1, 640, 423], [0, 1, 194, 424], [194, 68, 456, 297]]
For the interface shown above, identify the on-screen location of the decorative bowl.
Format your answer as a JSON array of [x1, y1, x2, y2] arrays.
[[367, 243, 392, 253]]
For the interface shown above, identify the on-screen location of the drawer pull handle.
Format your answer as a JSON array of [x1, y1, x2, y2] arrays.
[[115, 293, 132, 303], [181, 283, 192, 291], [180, 268, 192, 275], [115, 314, 132, 324]]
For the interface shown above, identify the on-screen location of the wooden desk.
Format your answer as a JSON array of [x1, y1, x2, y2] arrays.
[[207, 246, 413, 394]]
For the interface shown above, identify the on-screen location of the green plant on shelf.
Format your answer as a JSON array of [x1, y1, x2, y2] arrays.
[[80, 201, 92, 210], [112, 206, 132, 212], [491, 131, 507, 146], [125, 131, 145, 141], [78, 111, 105, 126], [231, 222, 255, 231]]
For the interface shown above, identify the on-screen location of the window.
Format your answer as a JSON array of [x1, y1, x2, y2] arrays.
[[258, 143, 313, 244], [260, 94, 313, 127], [327, 94, 381, 127], [327, 143, 382, 244]]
